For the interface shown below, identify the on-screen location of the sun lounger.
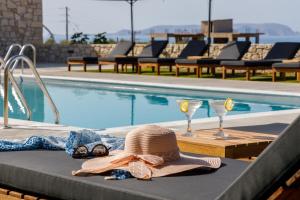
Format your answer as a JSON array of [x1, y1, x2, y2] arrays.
[[0, 116, 299, 199], [67, 56, 98, 72], [67, 41, 134, 72], [137, 40, 208, 75], [272, 61, 300, 82], [218, 115, 300, 200], [108, 40, 168, 73], [221, 42, 300, 80], [175, 41, 251, 77], [98, 41, 134, 72]]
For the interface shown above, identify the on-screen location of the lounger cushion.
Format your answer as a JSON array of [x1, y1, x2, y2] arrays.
[[175, 58, 224, 65], [138, 58, 176, 64], [264, 42, 300, 60], [216, 41, 251, 60], [114, 56, 138, 64], [138, 40, 168, 58], [110, 41, 134, 56], [68, 57, 98, 64], [178, 40, 208, 58], [221, 59, 282, 67], [0, 151, 248, 200], [272, 62, 300, 68]]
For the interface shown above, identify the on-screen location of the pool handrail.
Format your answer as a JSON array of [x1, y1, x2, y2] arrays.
[[0, 56, 32, 121], [3, 44, 22, 64], [3, 55, 60, 128], [10, 44, 37, 74]]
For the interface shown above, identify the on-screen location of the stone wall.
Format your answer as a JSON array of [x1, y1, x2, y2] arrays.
[[0, 0, 43, 56], [36, 43, 300, 63]]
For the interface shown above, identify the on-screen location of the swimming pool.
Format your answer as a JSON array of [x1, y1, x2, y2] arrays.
[[1, 78, 300, 129]]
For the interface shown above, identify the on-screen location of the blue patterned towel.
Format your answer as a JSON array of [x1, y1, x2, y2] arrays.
[[0, 129, 125, 156]]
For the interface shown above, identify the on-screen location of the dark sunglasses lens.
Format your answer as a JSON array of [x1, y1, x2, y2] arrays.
[[92, 144, 109, 157], [73, 146, 88, 157]]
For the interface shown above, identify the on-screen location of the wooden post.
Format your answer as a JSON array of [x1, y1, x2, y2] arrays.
[[157, 65, 160, 75], [83, 64, 87, 72], [138, 65, 141, 74], [197, 67, 202, 78], [68, 64, 71, 71], [232, 69, 235, 76], [272, 70, 276, 82], [222, 67, 226, 79], [151, 66, 155, 72], [114, 64, 119, 73], [246, 70, 251, 81], [98, 64, 101, 72], [297, 72, 300, 82], [169, 65, 172, 72], [280, 72, 286, 80], [176, 66, 180, 77], [211, 67, 216, 75]]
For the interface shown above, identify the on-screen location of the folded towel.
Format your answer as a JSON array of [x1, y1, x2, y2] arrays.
[[0, 129, 125, 156]]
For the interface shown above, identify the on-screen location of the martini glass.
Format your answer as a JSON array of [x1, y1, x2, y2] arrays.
[[176, 99, 202, 137], [210, 100, 233, 139]]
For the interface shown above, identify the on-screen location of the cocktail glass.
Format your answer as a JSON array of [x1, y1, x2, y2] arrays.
[[210, 100, 234, 139], [176, 99, 202, 137]]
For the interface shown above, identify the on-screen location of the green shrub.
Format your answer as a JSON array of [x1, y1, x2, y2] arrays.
[[44, 38, 56, 45], [70, 32, 90, 44], [93, 32, 108, 44]]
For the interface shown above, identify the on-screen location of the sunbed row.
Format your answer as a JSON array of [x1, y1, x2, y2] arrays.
[[67, 41, 300, 81]]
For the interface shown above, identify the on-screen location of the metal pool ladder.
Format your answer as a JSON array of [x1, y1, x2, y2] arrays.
[[1, 52, 60, 128]]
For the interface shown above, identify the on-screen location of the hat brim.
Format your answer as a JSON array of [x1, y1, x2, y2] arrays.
[[76, 150, 221, 177]]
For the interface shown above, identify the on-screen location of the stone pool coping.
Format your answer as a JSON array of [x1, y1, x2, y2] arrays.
[[19, 74, 300, 98]]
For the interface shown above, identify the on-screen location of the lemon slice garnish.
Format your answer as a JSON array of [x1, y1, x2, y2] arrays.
[[180, 100, 189, 113], [224, 98, 234, 111]]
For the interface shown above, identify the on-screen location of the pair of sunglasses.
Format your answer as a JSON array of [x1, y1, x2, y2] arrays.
[[72, 144, 110, 159]]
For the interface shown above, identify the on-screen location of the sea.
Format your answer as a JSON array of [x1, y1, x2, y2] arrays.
[[48, 34, 300, 44], [106, 34, 300, 44]]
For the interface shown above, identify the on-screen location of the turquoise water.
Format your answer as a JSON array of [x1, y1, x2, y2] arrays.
[[0, 80, 299, 129]]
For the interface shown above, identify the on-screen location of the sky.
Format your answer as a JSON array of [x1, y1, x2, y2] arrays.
[[43, 0, 300, 35]]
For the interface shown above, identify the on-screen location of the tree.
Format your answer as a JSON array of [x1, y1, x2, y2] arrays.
[[93, 32, 108, 44], [70, 32, 89, 44]]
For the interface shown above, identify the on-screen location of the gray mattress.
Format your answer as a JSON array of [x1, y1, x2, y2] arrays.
[[0, 151, 249, 200]]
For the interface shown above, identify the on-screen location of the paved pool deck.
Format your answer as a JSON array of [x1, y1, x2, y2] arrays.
[[1, 63, 300, 140]]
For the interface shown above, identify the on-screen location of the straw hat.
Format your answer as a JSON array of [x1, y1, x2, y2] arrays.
[[73, 125, 221, 179]]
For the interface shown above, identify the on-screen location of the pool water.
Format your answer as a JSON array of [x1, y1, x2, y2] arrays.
[[0, 79, 299, 129]]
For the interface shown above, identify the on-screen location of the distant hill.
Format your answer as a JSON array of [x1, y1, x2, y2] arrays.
[[234, 23, 298, 36], [45, 23, 299, 42], [114, 23, 299, 36]]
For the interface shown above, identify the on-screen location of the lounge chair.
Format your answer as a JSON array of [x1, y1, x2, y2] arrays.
[[175, 41, 251, 78], [137, 40, 208, 75], [221, 42, 300, 80], [98, 41, 134, 72], [0, 117, 299, 199], [217, 115, 300, 200], [272, 60, 300, 82], [107, 40, 168, 73], [67, 41, 134, 72]]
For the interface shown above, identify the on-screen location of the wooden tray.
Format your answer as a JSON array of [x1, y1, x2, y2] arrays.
[[177, 129, 278, 159]]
